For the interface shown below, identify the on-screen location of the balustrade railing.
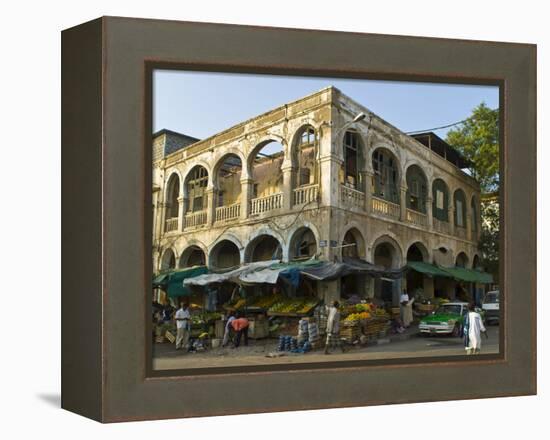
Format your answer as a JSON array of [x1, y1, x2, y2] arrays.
[[455, 226, 467, 239], [433, 218, 451, 235], [293, 184, 319, 206], [406, 209, 428, 227], [183, 210, 207, 229], [250, 193, 283, 215], [215, 203, 241, 223], [340, 185, 365, 209], [371, 196, 400, 219], [164, 217, 178, 232]]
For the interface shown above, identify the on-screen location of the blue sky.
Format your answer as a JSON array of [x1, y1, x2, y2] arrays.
[[153, 70, 499, 142]]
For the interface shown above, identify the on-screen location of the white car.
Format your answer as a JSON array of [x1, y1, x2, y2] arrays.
[[481, 290, 500, 324]]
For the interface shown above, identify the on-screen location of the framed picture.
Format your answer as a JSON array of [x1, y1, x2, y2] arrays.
[[61, 16, 536, 422]]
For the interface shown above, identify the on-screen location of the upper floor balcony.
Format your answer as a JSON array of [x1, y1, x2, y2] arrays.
[[157, 114, 480, 244]]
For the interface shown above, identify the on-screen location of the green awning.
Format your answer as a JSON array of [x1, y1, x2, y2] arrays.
[[407, 261, 493, 284], [407, 261, 452, 278], [152, 273, 170, 287], [440, 266, 493, 284], [152, 266, 209, 298]]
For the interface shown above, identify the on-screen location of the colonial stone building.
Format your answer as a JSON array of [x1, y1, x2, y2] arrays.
[[152, 86, 483, 304]]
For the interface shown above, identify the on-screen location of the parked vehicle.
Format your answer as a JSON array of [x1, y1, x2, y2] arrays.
[[481, 290, 500, 325], [419, 302, 469, 337]]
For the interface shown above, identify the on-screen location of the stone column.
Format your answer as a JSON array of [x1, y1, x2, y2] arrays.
[[362, 170, 373, 213], [240, 177, 253, 219], [448, 206, 455, 236], [366, 276, 375, 299], [156, 200, 166, 238], [399, 185, 408, 222], [281, 164, 294, 211], [321, 279, 341, 304], [423, 276, 435, 298], [426, 196, 434, 230], [206, 188, 216, 226], [177, 196, 185, 231], [465, 208, 472, 241], [318, 156, 340, 207]]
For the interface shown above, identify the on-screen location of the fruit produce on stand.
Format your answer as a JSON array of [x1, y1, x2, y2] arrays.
[[246, 293, 282, 310], [267, 298, 319, 316], [337, 302, 391, 343], [224, 297, 247, 311]]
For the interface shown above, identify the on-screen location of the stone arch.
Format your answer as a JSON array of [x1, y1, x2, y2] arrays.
[[287, 224, 319, 260], [336, 125, 368, 160], [432, 177, 450, 222], [371, 235, 403, 304], [163, 171, 182, 227], [370, 234, 404, 269], [370, 139, 402, 168], [211, 152, 243, 208], [453, 188, 468, 228], [455, 251, 469, 268], [164, 170, 183, 201], [178, 245, 206, 268], [405, 241, 430, 263], [247, 138, 285, 199], [160, 247, 177, 271], [405, 158, 434, 183], [209, 239, 241, 269], [405, 163, 429, 213], [371, 146, 401, 204], [182, 160, 211, 185], [290, 124, 319, 187], [340, 226, 367, 259], [212, 151, 245, 186], [182, 164, 209, 214], [472, 254, 481, 269], [244, 233, 283, 263], [405, 241, 430, 295], [247, 137, 286, 173], [340, 129, 368, 192]]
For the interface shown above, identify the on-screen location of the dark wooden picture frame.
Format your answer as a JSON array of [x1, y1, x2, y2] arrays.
[[62, 16, 536, 422]]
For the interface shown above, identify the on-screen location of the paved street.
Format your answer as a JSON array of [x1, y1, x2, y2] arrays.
[[153, 324, 500, 371]]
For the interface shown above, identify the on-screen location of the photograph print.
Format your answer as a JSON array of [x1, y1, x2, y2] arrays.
[[150, 70, 500, 372]]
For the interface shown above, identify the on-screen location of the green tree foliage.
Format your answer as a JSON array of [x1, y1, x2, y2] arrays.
[[446, 103, 499, 281], [479, 196, 499, 283], [446, 103, 499, 194]]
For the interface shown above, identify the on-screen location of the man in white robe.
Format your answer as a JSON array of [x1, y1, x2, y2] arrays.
[[400, 291, 415, 328], [465, 304, 487, 355]]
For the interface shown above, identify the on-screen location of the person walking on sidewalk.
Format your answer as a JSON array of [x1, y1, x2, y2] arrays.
[[174, 302, 191, 351], [464, 303, 488, 355], [324, 301, 344, 354]]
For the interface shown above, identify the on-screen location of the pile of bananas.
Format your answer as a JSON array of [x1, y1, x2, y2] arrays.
[[269, 300, 296, 313], [268, 299, 318, 314], [295, 299, 318, 314], [249, 294, 282, 309], [343, 311, 371, 322]]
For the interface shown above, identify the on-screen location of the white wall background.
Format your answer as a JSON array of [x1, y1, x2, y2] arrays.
[[0, 0, 546, 436]]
